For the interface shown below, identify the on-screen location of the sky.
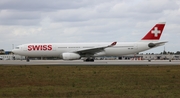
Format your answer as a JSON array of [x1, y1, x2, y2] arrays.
[[0, 0, 180, 53]]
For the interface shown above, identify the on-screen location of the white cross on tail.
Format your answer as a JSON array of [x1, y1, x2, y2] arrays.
[[151, 27, 161, 37]]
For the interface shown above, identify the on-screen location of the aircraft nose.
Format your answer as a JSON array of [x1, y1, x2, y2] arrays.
[[12, 47, 20, 54], [12, 49, 16, 54]]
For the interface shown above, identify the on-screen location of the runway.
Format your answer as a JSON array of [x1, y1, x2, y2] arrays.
[[0, 60, 180, 66]]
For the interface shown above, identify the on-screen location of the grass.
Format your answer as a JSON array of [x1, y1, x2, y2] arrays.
[[0, 65, 180, 98]]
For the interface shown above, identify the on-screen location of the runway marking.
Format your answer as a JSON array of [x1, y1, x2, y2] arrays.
[[0, 60, 180, 66]]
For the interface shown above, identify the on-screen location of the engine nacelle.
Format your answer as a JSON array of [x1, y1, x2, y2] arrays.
[[62, 53, 81, 60]]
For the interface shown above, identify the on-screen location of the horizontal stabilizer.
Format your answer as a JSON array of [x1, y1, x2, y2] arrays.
[[148, 41, 168, 48]]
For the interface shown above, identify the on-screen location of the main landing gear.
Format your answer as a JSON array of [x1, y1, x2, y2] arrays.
[[26, 57, 30, 62], [84, 58, 95, 62]]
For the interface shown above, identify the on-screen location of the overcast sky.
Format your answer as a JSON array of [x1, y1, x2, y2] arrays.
[[0, 0, 180, 53]]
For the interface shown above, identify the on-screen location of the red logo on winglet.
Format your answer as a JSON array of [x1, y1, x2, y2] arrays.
[[111, 42, 117, 46]]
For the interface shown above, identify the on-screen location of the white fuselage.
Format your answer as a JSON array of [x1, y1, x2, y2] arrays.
[[12, 22, 167, 60], [12, 42, 151, 58]]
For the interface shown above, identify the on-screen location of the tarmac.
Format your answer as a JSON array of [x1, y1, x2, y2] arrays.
[[0, 60, 180, 66]]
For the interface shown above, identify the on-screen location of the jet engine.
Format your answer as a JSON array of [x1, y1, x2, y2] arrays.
[[62, 53, 81, 60]]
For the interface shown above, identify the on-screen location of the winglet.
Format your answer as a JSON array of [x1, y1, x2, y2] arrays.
[[108, 41, 117, 47]]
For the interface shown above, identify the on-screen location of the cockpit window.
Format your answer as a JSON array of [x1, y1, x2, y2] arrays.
[[15, 47, 20, 49]]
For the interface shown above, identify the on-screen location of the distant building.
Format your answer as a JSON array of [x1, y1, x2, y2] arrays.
[[0, 55, 25, 60], [118, 54, 180, 60], [0, 49, 5, 54]]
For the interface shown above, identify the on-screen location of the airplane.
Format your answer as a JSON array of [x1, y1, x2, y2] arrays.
[[12, 22, 167, 62]]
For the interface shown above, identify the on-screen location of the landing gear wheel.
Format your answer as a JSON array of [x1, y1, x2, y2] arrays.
[[90, 59, 94, 62], [84, 58, 94, 62], [26, 57, 30, 62]]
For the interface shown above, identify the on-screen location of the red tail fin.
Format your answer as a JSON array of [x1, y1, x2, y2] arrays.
[[141, 22, 166, 40]]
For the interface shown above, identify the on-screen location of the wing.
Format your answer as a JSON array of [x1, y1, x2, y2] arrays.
[[74, 42, 117, 56]]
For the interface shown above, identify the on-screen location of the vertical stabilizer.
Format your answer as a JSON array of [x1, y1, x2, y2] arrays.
[[141, 22, 166, 41]]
